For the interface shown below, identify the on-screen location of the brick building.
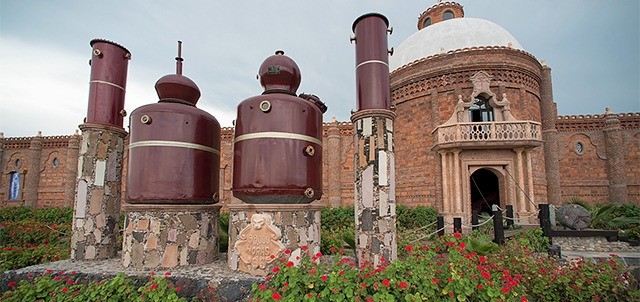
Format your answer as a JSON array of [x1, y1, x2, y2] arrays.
[[1, 2, 638, 223]]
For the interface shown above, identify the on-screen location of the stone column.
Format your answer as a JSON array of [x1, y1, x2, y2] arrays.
[[540, 64, 561, 204], [453, 149, 462, 215], [0, 132, 4, 180], [514, 148, 526, 213], [64, 130, 80, 208], [327, 118, 342, 207], [25, 131, 43, 207], [525, 149, 535, 213], [71, 124, 127, 260], [352, 110, 396, 266], [439, 150, 450, 215], [603, 108, 628, 204]]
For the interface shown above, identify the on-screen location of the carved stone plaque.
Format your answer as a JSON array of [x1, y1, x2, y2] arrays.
[[234, 214, 285, 273]]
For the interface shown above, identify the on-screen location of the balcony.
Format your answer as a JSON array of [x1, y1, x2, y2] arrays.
[[432, 121, 543, 150]]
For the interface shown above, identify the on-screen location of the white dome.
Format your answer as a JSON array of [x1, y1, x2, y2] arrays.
[[390, 18, 524, 71]]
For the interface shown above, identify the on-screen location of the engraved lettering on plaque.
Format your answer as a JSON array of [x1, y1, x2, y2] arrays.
[[234, 214, 285, 271]]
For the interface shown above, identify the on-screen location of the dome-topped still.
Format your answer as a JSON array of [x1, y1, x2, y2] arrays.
[[390, 9, 524, 71]]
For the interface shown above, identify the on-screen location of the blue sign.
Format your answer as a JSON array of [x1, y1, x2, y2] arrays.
[[9, 173, 20, 200]]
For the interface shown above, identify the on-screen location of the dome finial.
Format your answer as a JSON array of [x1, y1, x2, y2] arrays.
[[175, 41, 184, 75]]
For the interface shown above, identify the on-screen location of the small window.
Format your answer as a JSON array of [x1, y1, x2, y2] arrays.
[[423, 17, 431, 27], [443, 10, 454, 20], [575, 142, 584, 155], [469, 97, 494, 122], [15, 159, 21, 169], [9, 172, 20, 200], [52, 157, 60, 167]]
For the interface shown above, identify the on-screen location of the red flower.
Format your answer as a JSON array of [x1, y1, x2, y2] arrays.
[[481, 271, 491, 280], [284, 249, 291, 255], [61, 287, 69, 293], [272, 266, 280, 273], [431, 277, 439, 284], [258, 284, 268, 291], [382, 279, 390, 287], [477, 284, 484, 289], [283, 282, 288, 287], [149, 283, 158, 291], [339, 270, 344, 276], [330, 247, 337, 253], [405, 245, 413, 252], [272, 292, 282, 300], [321, 275, 328, 281], [459, 242, 466, 249], [361, 283, 367, 288], [7, 281, 17, 288], [175, 287, 181, 291], [315, 252, 322, 258], [501, 287, 509, 293], [310, 267, 317, 275], [398, 281, 408, 289], [66, 280, 75, 285], [445, 241, 455, 247], [286, 261, 294, 267], [54, 276, 62, 281], [454, 232, 462, 239], [479, 256, 487, 263], [301, 245, 308, 251], [270, 254, 275, 259], [521, 297, 529, 302], [366, 298, 374, 302], [164, 271, 171, 277], [449, 291, 454, 297]]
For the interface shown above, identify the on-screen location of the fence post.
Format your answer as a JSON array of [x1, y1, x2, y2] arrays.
[[437, 216, 445, 236], [492, 204, 504, 245], [472, 210, 479, 231], [506, 205, 514, 229], [539, 204, 552, 239], [453, 217, 462, 233]]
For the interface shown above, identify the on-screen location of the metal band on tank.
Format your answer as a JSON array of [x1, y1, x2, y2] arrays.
[[356, 60, 388, 69], [129, 140, 220, 155], [90, 80, 126, 91], [234, 132, 322, 145]]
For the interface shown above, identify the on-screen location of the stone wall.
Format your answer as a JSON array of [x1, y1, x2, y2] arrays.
[[554, 236, 640, 253]]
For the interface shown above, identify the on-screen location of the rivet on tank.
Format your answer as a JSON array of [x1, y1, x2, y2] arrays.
[[126, 41, 221, 204], [86, 39, 132, 128], [232, 51, 327, 204]]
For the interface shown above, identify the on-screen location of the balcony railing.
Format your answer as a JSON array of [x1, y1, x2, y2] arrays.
[[432, 121, 542, 150]]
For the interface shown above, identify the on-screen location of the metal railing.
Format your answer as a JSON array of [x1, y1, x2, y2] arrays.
[[433, 121, 542, 145]]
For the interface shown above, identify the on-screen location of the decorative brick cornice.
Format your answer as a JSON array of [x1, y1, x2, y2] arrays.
[[1, 135, 76, 149], [556, 112, 639, 132]]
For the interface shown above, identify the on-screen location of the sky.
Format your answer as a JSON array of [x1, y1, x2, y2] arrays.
[[1, 0, 639, 138]]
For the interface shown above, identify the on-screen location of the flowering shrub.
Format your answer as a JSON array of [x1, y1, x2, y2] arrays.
[[251, 234, 529, 301], [0, 207, 71, 274], [251, 232, 640, 301], [1, 271, 186, 302], [492, 239, 639, 301]]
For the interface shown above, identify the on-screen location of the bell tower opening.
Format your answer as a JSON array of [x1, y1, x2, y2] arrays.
[[470, 168, 500, 215]]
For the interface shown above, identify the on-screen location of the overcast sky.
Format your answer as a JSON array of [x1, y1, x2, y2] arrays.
[[1, 0, 638, 137]]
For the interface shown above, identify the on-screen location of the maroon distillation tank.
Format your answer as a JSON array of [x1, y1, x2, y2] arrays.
[[232, 51, 327, 204], [86, 39, 132, 128], [126, 42, 221, 204]]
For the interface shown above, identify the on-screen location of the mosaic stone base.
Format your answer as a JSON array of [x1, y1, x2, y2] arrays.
[[227, 203, 322, 276], [121, 204, 221, 270]]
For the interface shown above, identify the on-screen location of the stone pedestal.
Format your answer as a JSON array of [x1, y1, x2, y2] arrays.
[[351, 110, 397, 267], [227, 203, 322, 276], [121, 203, 221, 270], [71, 124, 126, 260]]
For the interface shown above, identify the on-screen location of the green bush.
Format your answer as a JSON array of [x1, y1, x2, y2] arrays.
[[0, 206, 73, 224], [396, 205, 437, 231], [2, 272, 186, 302]]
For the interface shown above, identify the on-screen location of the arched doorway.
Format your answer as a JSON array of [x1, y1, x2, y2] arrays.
[[470, 169, 500, 215]]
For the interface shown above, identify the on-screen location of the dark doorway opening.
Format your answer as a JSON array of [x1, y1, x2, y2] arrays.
[[470, 169, 500, 215]]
